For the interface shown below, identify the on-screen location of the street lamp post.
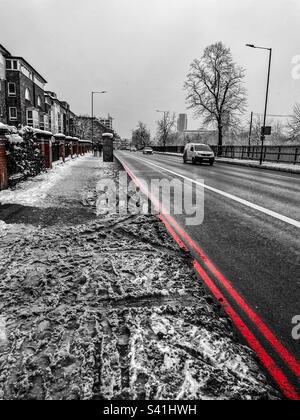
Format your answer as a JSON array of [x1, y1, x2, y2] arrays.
[[91, 91, 107, 153], [246, 44, 272, 165], [156, 110, 168, 152]]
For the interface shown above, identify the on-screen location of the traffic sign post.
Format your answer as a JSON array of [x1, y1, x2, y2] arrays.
[[261, 126, 272, 136]]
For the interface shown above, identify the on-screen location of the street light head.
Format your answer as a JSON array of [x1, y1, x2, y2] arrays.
[[246, 44, 255, 48]]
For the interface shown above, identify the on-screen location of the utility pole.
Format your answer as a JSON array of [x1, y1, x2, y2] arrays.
[[246, 44, 272, 165], [261, 48, 272, 165], [248, 111, 253, 147], [91, 91, 107, 154]]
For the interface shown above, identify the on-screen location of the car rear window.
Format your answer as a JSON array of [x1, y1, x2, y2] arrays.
[[194, 145, 212, 151]]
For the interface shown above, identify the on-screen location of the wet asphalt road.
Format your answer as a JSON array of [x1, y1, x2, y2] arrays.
[[115, 151, 300, 395]]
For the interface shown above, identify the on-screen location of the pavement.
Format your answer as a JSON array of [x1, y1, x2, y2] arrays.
[[0, 154, 280, 400], [115, 151, 300, 398], [154, 151, 300, 174]]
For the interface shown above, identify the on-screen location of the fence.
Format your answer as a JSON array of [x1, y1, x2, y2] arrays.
[[152, 145, 300, 165]]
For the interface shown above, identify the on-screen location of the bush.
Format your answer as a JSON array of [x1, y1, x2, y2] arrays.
[[6, 127, 46, 187]]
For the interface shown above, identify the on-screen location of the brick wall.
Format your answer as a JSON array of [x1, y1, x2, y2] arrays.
[[35, 133, 53, 169]]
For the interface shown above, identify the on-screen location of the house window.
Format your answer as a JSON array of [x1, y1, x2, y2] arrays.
[[39, 114, 45, 130], [37, 95, 42, 107], [6, 60, 18, 70], [58, 113, 62, 132], [9, 107, 17, 120], [26, 110, 33, 126], [25, 88, 31, 101], [8, 83, 16, 96]]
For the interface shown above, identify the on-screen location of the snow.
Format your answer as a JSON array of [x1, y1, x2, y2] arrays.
[[0, 220, 7, 238], [154, 152, 300, 173], [216, 157, 300, 173], [6, 133, 24, 144], [0, 123, 9, 131], [0, 158, 280, 400], [0, 154, 90, 207], [33, 128, 53, 137]]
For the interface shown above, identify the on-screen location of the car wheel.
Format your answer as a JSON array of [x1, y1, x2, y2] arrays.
[[209, 160, 214, 166], [192, 158, 196, 165]]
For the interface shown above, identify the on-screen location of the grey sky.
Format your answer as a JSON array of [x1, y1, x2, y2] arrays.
[[1, 0, 299, 138]]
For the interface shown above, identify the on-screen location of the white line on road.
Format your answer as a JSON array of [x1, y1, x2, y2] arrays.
[[124, 154, 300, 229], [152, 153, 300, 182]]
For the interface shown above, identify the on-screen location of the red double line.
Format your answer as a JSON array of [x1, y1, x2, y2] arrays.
[[116, 155, 300, 400]]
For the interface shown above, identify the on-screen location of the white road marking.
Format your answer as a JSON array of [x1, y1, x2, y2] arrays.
[[123, 154, 300, 229], [151, 153, 300, 182]]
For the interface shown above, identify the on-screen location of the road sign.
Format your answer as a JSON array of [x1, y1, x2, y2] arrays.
[[261, 126, 272, 136]]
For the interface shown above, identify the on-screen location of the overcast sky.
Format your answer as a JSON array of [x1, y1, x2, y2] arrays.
[[1, 0, 299, 138]]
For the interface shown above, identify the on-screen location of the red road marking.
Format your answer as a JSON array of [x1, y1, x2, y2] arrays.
[[162, 212, 300, 379], [193, 261, 299, 401], [116, 154, 300, 399]]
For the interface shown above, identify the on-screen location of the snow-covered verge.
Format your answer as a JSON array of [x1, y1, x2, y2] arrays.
[[0, 162, 280, 400], [0, 154, 90, 207], [216, 157, 300, 173]]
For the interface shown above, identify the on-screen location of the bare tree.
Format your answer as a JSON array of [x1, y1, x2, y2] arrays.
[[132, 121, 151, 149], [288, 103, 300, 139], [184, 42, 247, 148], [156, 112, 176, 148]]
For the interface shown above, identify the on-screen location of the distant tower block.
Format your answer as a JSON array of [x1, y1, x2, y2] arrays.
[[177, 114, 188, 133]]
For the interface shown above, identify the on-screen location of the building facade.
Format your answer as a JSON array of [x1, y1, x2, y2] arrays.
[[4, 49, 47, 128], [99, 114, 113, 131], [0, 44, 116, 140], [177, 113, 188, 133], [76, 116, 111, 143], [0, 45, 11, 124]]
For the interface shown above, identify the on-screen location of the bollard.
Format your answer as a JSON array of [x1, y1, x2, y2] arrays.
[[0, 124, 8, 190]]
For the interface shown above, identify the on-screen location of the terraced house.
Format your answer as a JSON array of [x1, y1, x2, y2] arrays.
[[0, 44, 78, 136], [0, 44, 10, 124], [1, 45, 47, 129]]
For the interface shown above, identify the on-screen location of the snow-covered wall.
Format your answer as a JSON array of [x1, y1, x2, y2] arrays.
[[6, 128, 46, 186]]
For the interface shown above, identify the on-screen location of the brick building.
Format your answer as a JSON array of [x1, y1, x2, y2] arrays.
[[0, 44, 117, 140], [0, 44, 11, 124], [99, 114, 113, 131], [3, 48, 47, 129], [75, 116, 111, 143], [44, 91, 77, 136]]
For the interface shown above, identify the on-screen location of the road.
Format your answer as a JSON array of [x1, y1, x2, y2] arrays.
[[115, 150, 300, 398]]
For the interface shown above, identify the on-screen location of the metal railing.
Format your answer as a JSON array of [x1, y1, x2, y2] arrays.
[[152, 145, 300, 165]]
